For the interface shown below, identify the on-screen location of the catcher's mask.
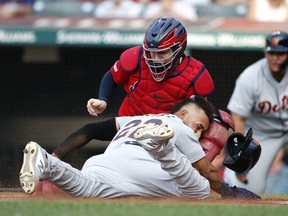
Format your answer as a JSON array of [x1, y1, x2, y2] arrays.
[[223, 128, 261, 173], [142, 17, 187, 82]]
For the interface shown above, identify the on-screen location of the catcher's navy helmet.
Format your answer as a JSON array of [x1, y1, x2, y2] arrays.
[[223, 128, 261, 173], [265, 31, 288, 53], [143, 17, 187, 82]]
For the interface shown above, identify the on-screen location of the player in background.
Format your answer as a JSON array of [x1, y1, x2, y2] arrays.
[[223, 31, 288, 194], [20, 96, 260, 199]]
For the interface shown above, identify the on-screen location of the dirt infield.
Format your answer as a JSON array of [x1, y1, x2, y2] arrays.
[[1, 190, 288, 206]]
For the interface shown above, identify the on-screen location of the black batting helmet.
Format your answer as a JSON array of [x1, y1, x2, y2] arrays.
[[265, 31, 288, 53], [223, 128, 261, 173]]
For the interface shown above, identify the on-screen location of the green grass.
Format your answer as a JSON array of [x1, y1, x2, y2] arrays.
[[1, 199, 288, 216]]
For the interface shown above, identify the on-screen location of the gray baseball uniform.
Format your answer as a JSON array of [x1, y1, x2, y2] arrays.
[[224, 58, 288, 193], [40, 114, 210, 198]]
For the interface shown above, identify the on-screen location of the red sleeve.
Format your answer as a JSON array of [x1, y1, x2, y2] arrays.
[[110, 60, 129, 85], [187, 68, 214, 97]]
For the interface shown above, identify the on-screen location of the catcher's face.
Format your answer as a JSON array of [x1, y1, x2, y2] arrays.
[[143, 44, 181, 82], [149, 49, 173, 62]]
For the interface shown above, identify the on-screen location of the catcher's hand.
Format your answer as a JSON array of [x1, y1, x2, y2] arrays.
[[87, 98, 107, 117], [222, 185, 261, 200]]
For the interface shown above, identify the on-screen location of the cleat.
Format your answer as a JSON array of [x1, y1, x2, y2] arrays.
[[19, 141, 48, 194], [134, 123, 174, 152]]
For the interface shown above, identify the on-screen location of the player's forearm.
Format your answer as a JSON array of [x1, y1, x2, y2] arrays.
[[53, 118, 117, 159], [192, 157, 223, 194], [231, 113, 246, 134], [200, 167, 231, 196], [200, 166, 223, 194]]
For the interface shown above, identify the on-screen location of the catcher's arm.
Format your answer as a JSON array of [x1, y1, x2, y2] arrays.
[[87, 71, 118, 117], [87, 98, 107, 117], [52, 118, 117, 160]]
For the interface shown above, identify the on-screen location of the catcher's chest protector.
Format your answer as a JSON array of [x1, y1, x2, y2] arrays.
[[118, 47, 214, 116]]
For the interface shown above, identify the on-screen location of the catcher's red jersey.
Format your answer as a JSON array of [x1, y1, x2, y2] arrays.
[[110, 46, 214, 116]]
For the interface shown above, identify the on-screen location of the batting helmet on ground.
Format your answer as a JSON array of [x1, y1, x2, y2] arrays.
[[223, 128, 261, 173]]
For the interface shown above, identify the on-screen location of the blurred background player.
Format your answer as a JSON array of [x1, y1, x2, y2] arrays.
[[223, 31, 288, 194], [142, 0, 198, 22], [0, 0, 34, 19], [94, 0, 144, 18], [247, 0, 288, 23], [265, 147, 288, 194]]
